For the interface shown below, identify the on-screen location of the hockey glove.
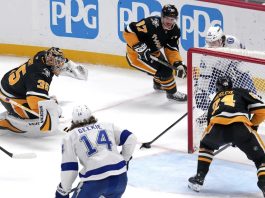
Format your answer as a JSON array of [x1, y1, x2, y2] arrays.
[[173, 62, 187, 79], [56, 183, 69, 198], [133, 42, 151, 62], [251, 125, 259, 131]]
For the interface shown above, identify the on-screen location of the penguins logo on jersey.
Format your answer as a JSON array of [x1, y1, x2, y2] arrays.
[[42, 68, 51, 78], [151, 18, 159, 28]]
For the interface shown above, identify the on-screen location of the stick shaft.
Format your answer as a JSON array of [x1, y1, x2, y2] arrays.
[[0, 94, 39, 117], [213, 143, 232, 156], [0, 146, 13, 157], [149, 111, 188, 144], [150, 55, 177, 70]]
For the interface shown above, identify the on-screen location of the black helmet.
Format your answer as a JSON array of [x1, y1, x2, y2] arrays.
[[216, 76, 233, 92], [161, 4, 178, 19]]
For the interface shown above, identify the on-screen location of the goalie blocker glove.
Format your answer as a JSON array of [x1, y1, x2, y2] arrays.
[[133, 42, 151, 62], [173, 62, 187, 79]]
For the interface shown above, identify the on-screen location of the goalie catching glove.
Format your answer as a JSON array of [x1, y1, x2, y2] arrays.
[[133, 42, 151, 62], [173, 62, 187, 79], [60, 60, 88, 80]]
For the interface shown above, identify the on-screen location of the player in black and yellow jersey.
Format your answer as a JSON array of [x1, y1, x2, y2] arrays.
[[0, 47, 68, 135], [188, 76, 265, 196], [123, 4, 187, 101], [0, 47, 64, 119]]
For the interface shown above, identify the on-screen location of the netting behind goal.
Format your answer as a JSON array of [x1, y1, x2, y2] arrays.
[[187, 47, 265, 153]]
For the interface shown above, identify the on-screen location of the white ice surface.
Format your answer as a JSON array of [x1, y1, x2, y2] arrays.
[[0, 55, 263, 198]]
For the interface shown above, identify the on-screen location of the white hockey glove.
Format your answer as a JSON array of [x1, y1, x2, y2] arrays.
[[56, 183, 70, 198], [173, 62, 187, 79], [60, 60, 88, 80], [133, 42, 151, 62]]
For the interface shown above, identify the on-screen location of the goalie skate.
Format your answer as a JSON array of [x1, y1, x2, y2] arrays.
[[167, 91, 187, 101], [188, 173, 205, 192]]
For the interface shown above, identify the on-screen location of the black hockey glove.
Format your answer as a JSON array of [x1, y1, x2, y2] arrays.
[[56, 183, 69, 198], [251, 125, 259, 131], [173, 62, 187, 79], [133, 42, 151, 62]]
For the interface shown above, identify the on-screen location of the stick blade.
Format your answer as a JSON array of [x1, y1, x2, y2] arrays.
[[140, 143, 152, 149], [12, 153, 37, 159]]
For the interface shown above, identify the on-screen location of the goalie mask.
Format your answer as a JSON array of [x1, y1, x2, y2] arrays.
[[206, 26, 225, 48], [161, 4, 178, 30], [72, 105, 92, 124], [216, 76, 233, 92], [45, 47, 66, 76]]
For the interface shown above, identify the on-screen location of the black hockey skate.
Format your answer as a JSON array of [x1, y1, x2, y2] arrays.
[[188, 172, 205, 192], [167, 91, 187, 101], [258, 180, 265, 197], [153, 82, 163, 92]]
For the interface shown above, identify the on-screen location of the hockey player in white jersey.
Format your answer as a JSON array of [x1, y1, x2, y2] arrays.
[[205, 26, 245, 49], [195, 26, 257, 128], [55, 105, 137, 198]]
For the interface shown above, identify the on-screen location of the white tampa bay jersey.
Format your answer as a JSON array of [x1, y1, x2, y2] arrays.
[[60, 122, 137, 192], [224, 35, 245, 49]]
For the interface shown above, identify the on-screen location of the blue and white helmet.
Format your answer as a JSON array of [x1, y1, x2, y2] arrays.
[[72, 105, 92, 124], [206, 26, 225, 47]]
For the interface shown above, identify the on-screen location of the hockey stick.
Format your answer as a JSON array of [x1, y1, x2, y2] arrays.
[[0, 93, 68, 121], [0, 146, 37, 159], [140, 111, 188, 149], [213, 143, 232, 156], [150, 55, 177, 70], [0, 93, 39, 117]]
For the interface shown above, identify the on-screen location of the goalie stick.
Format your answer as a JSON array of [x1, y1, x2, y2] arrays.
[[140, 111, 188, 149], [0, 146, 37, 159], [0, 93, 39, 117]]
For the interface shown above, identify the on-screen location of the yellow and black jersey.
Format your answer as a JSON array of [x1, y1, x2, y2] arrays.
[[206, 88, 265, 127], [0, 51, 54, 117], [123, 16, 182, 64]]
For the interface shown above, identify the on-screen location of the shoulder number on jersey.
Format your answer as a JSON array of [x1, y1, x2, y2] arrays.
[[80, 129, 113, 157], [136, 20, 147, 33]]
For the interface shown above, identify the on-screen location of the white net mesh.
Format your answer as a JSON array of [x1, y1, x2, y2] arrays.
[[189, 48, 265, 152]]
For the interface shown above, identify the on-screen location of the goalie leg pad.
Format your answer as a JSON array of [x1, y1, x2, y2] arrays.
[[38, 100, 59, 133], [4, 114, 58, 137], [0, 100, 60, 137], [4, 115, 43, 137]]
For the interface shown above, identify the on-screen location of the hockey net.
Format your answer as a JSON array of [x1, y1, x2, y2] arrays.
[[187, 47, 265, 153]]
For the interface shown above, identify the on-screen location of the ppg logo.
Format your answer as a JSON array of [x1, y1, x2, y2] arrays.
[[118, 0, 162, 42], [50, 0, 98, 39], [180, 5, 223, 50]]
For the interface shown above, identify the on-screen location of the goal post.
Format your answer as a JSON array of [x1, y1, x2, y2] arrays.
[[187, 47, 265, 153]]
